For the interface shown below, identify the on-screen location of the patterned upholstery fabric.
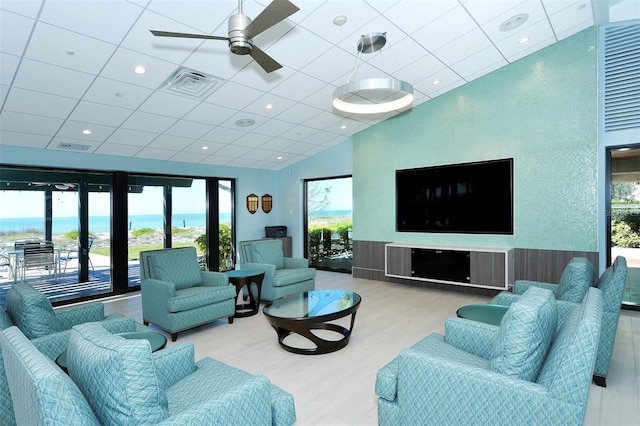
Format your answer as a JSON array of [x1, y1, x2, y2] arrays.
[[238, 239, 316, 301], [6, 283, 60, 338], [139, 247, 236, 340], [0, 326, 100, 426], [252, 240, 285, 269], [489, 287, 557, 381], [148, 247, 203, 290], [68, 323, 169, 425], [376, 287, 603, 426], [0, 307, 13, 330]]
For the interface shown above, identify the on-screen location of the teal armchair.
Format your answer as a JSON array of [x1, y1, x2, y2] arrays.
[[376, 287, 603, 426], [139, 247, 236, 341], [238, 239, 316, 301], [493, 256, 627, 387], [0, 323, 297, 425]]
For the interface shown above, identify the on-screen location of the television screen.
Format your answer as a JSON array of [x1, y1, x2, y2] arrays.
[[396, 158, 513, 234]]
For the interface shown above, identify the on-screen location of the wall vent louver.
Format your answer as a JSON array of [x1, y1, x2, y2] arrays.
[[160, 67, 223, 99], [603, 24, 640, 134], [57, 142, 91, 151]]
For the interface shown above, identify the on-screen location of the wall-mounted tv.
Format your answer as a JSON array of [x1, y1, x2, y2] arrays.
[[396, 158, 513, 234]]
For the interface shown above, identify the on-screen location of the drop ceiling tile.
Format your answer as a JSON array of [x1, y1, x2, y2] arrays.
[[301, 47, 356, 84], [170, 151, 211, 163], [434, 28, 494, 65], [276, 103, 323, 126], [282, 141, 318, 154], [0, 10, 34, 56], [259, 137, 295, 152], [0, 53, 19, 86], [384, 0, 459, 34], [0, 0, 43, 18], [13, 59, 94, 99], [205, 81, 265, 110], [4, 88, 78, 119], [547, 1, 594, 38], [243, 93, 296, 118], [300, 84, 335, 110], [136, 146, 177, 160], [395, 53, 447, 84], [145, 0, 234, 34], [215, 144, 252, 157], [0, 85, 8, 105], [0, 111, 63, 136], [364, 35, 430, 75], [93, 142, 142, 157], [138, 91, 200, 118], [304, 110, 346, 130], [279, 124, 318, 141], [100, 48, 179, 90], [541, 0, 587, 15], [481, 0, 549, 43], [302, 144, 326, 156], [298, 0, 380, 45], [121, 111, 178, 133], [83, 77, 154, 109], [231, 132, 272, 148], [185, 140, 225, 153], [462, 0, 525, 25], [252, 118, 296, 137], [39, 0, 143, 44], [148, 134, 194, 150], [264, 26, 333, 71], [495, 18, 556, 62], [184, 46, 253, 80], [230, 58, 295, 90], [164, 119, 214, 139], [225, 157, 258, 168], [56, 121, 115, 142], [555, 19, 594, 41], [241, 148, 279, 161], [304, 130, 342, 145], [450, 46, 507, 81], [199, 154, 233, 166], [184, 102, 238, 126], [269, 72, 326, 102], [69, 101, 132, 127], [0, 130, 51, 148], [25, 23, 117, 75], [106, 128, 159, 147], [411, 5, 479, 52], [200, 126, 244, 143]]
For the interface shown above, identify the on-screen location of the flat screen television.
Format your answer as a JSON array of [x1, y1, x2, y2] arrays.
[[396, 158, 513, 234]]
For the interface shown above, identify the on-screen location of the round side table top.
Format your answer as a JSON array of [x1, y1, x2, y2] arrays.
[[225, 269, 264, 279]]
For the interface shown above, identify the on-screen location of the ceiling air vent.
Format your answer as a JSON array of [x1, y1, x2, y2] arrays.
[[603, 23, 640, 134], [160, 67, 223, 99], [57, 142, 91, 151]]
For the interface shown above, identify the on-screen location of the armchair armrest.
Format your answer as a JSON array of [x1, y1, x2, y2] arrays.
[[513, 280, 559, 295], [443, 317, 499, 359], [157, 375, 272, 426], [153, 343, 196, 390], [55, 303, 104, 330], [394, 348, 575, 425], [491, 291, 520, 307], [200, 270, 230, 287], [241, 263, 276, 281], [141, 279, 176, 305], [284, 258, 309, 269]]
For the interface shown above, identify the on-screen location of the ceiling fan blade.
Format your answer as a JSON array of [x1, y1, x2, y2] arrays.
[[243, 0, 299, 39], [150, 30, 229, 41], [250, 45, 282, 73]]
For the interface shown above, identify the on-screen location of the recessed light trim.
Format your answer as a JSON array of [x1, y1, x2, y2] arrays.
[[333, 15, 347, 26], [499, 13, 529, 32], [235, 118, 256, 127], [81, 129, 92, 135], [519, 37, 530, 44], [277, 156, 283, 160], [133, 65, 146, 74], [432, 79, 441, 85], [202, 146, 209, 150], [266, 103, 274, 110]]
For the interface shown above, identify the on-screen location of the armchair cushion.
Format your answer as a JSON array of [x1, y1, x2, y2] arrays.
[[489, 287, 557, 381], [252, 240, 285, 270], [167, 286, 235, 313], [6, 283, 59, 339], [68, 322, 169, 425], [0, 308, 13, 330], [273, 269, 317, 287], [556, 257, 595, 302], [150, 248, 202, 290]]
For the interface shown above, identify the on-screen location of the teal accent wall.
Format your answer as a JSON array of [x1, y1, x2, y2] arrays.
[[353, 27, 598, 251]]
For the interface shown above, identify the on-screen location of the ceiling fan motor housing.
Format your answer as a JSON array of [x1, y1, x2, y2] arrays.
[[228, 13, 252, 55]]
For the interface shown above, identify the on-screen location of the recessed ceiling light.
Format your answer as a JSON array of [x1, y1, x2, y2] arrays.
[[432, 80, 441, 85], [499, 13, 529, 32], [202, 146, 208, 150], [519, 37, 529, 44], [65, 49, 75, 55], [340, 125, 347, 130], [277, 156, 283, 160], [266, 103, 274, 110], [235, 118, 256, 127], [81, 129, 92, 135], [333, 15, 347, 26], [133, 65, 146, 74]]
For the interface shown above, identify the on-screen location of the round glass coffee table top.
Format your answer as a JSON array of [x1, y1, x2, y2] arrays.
[[263, 289, 361, 355], [56, 331, 167, 370]]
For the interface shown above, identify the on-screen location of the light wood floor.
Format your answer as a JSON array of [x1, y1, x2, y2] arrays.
[[102, 271, 640, 425]]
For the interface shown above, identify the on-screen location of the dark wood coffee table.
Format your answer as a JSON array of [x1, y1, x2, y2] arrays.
[[226, 269, 264, 317], [263, 289, 361, 355]]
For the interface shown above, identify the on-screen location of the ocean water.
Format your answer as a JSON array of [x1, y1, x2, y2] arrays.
[[0, 210, 352, 234]]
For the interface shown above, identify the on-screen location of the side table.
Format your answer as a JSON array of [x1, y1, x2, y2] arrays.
[[225, 269, 265, 318], [456, 304, 509, 326]]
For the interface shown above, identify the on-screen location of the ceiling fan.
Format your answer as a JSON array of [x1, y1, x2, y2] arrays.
[[150, 0, 299, 73], [31, 182, 77, 191]]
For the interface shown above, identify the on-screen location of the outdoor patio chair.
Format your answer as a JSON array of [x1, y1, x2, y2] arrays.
[[60, 237, 94, 273], [21, 242, 57, 283]]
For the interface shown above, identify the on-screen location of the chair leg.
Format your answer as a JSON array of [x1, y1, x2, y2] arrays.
[[228, 316, 234, 324], [171, 333, 178, 342], [593, 374, 607, 387]]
